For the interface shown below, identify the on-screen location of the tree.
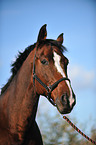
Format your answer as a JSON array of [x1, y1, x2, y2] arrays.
[[36, 98, 96, 145]]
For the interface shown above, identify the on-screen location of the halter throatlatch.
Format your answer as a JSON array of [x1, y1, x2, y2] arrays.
[[33, 46, 70, 106]]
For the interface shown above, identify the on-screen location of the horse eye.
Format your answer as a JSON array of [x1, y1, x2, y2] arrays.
[[41, 59, 48, 65]]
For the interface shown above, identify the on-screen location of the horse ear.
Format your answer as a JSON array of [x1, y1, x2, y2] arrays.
[[57, 33, 64, 44], [37, 24, 47, 42]]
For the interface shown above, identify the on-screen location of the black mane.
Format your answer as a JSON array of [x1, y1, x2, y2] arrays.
[[11, 43, 36, 76], [1, 43, 36, 94], [1, 39, 67, 94]]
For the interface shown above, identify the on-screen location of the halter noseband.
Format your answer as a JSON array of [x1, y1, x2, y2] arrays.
[[33, 46, 70, 106]]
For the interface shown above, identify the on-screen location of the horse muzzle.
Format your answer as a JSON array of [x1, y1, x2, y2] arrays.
[[56, 92, 76, 114]]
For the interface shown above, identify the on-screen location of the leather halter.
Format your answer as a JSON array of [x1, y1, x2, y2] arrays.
[[33, 46, 70, 106]]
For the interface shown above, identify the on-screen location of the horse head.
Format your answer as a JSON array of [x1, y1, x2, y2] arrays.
[[32, 24, 76, 114]]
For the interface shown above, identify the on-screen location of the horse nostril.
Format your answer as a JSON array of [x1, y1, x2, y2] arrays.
[[61, 93, 68, 105]]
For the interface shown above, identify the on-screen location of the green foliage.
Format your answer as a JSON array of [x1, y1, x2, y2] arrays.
[[36, 100, 96, 145]]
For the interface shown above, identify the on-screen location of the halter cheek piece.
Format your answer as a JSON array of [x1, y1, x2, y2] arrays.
[[33, 47, 70, 106]]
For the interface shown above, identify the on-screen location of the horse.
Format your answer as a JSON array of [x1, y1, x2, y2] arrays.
[[0, 24, 76, 145]]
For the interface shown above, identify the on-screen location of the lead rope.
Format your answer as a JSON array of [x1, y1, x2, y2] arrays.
[[63, 116, 96, 144]]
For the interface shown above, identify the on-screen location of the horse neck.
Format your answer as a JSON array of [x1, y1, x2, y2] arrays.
[[0, 49, 39, 141]]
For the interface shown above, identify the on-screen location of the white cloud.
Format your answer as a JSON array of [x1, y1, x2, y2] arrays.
[[68, 64, 96, 91]]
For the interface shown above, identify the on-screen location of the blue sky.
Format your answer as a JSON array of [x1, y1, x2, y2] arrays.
[[0, 0, 96, 134]]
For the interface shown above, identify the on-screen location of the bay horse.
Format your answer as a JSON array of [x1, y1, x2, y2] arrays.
[[0, 24, 76, 145]]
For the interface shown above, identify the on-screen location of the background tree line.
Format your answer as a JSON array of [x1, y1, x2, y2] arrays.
[[37, 99, 96, 145]]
